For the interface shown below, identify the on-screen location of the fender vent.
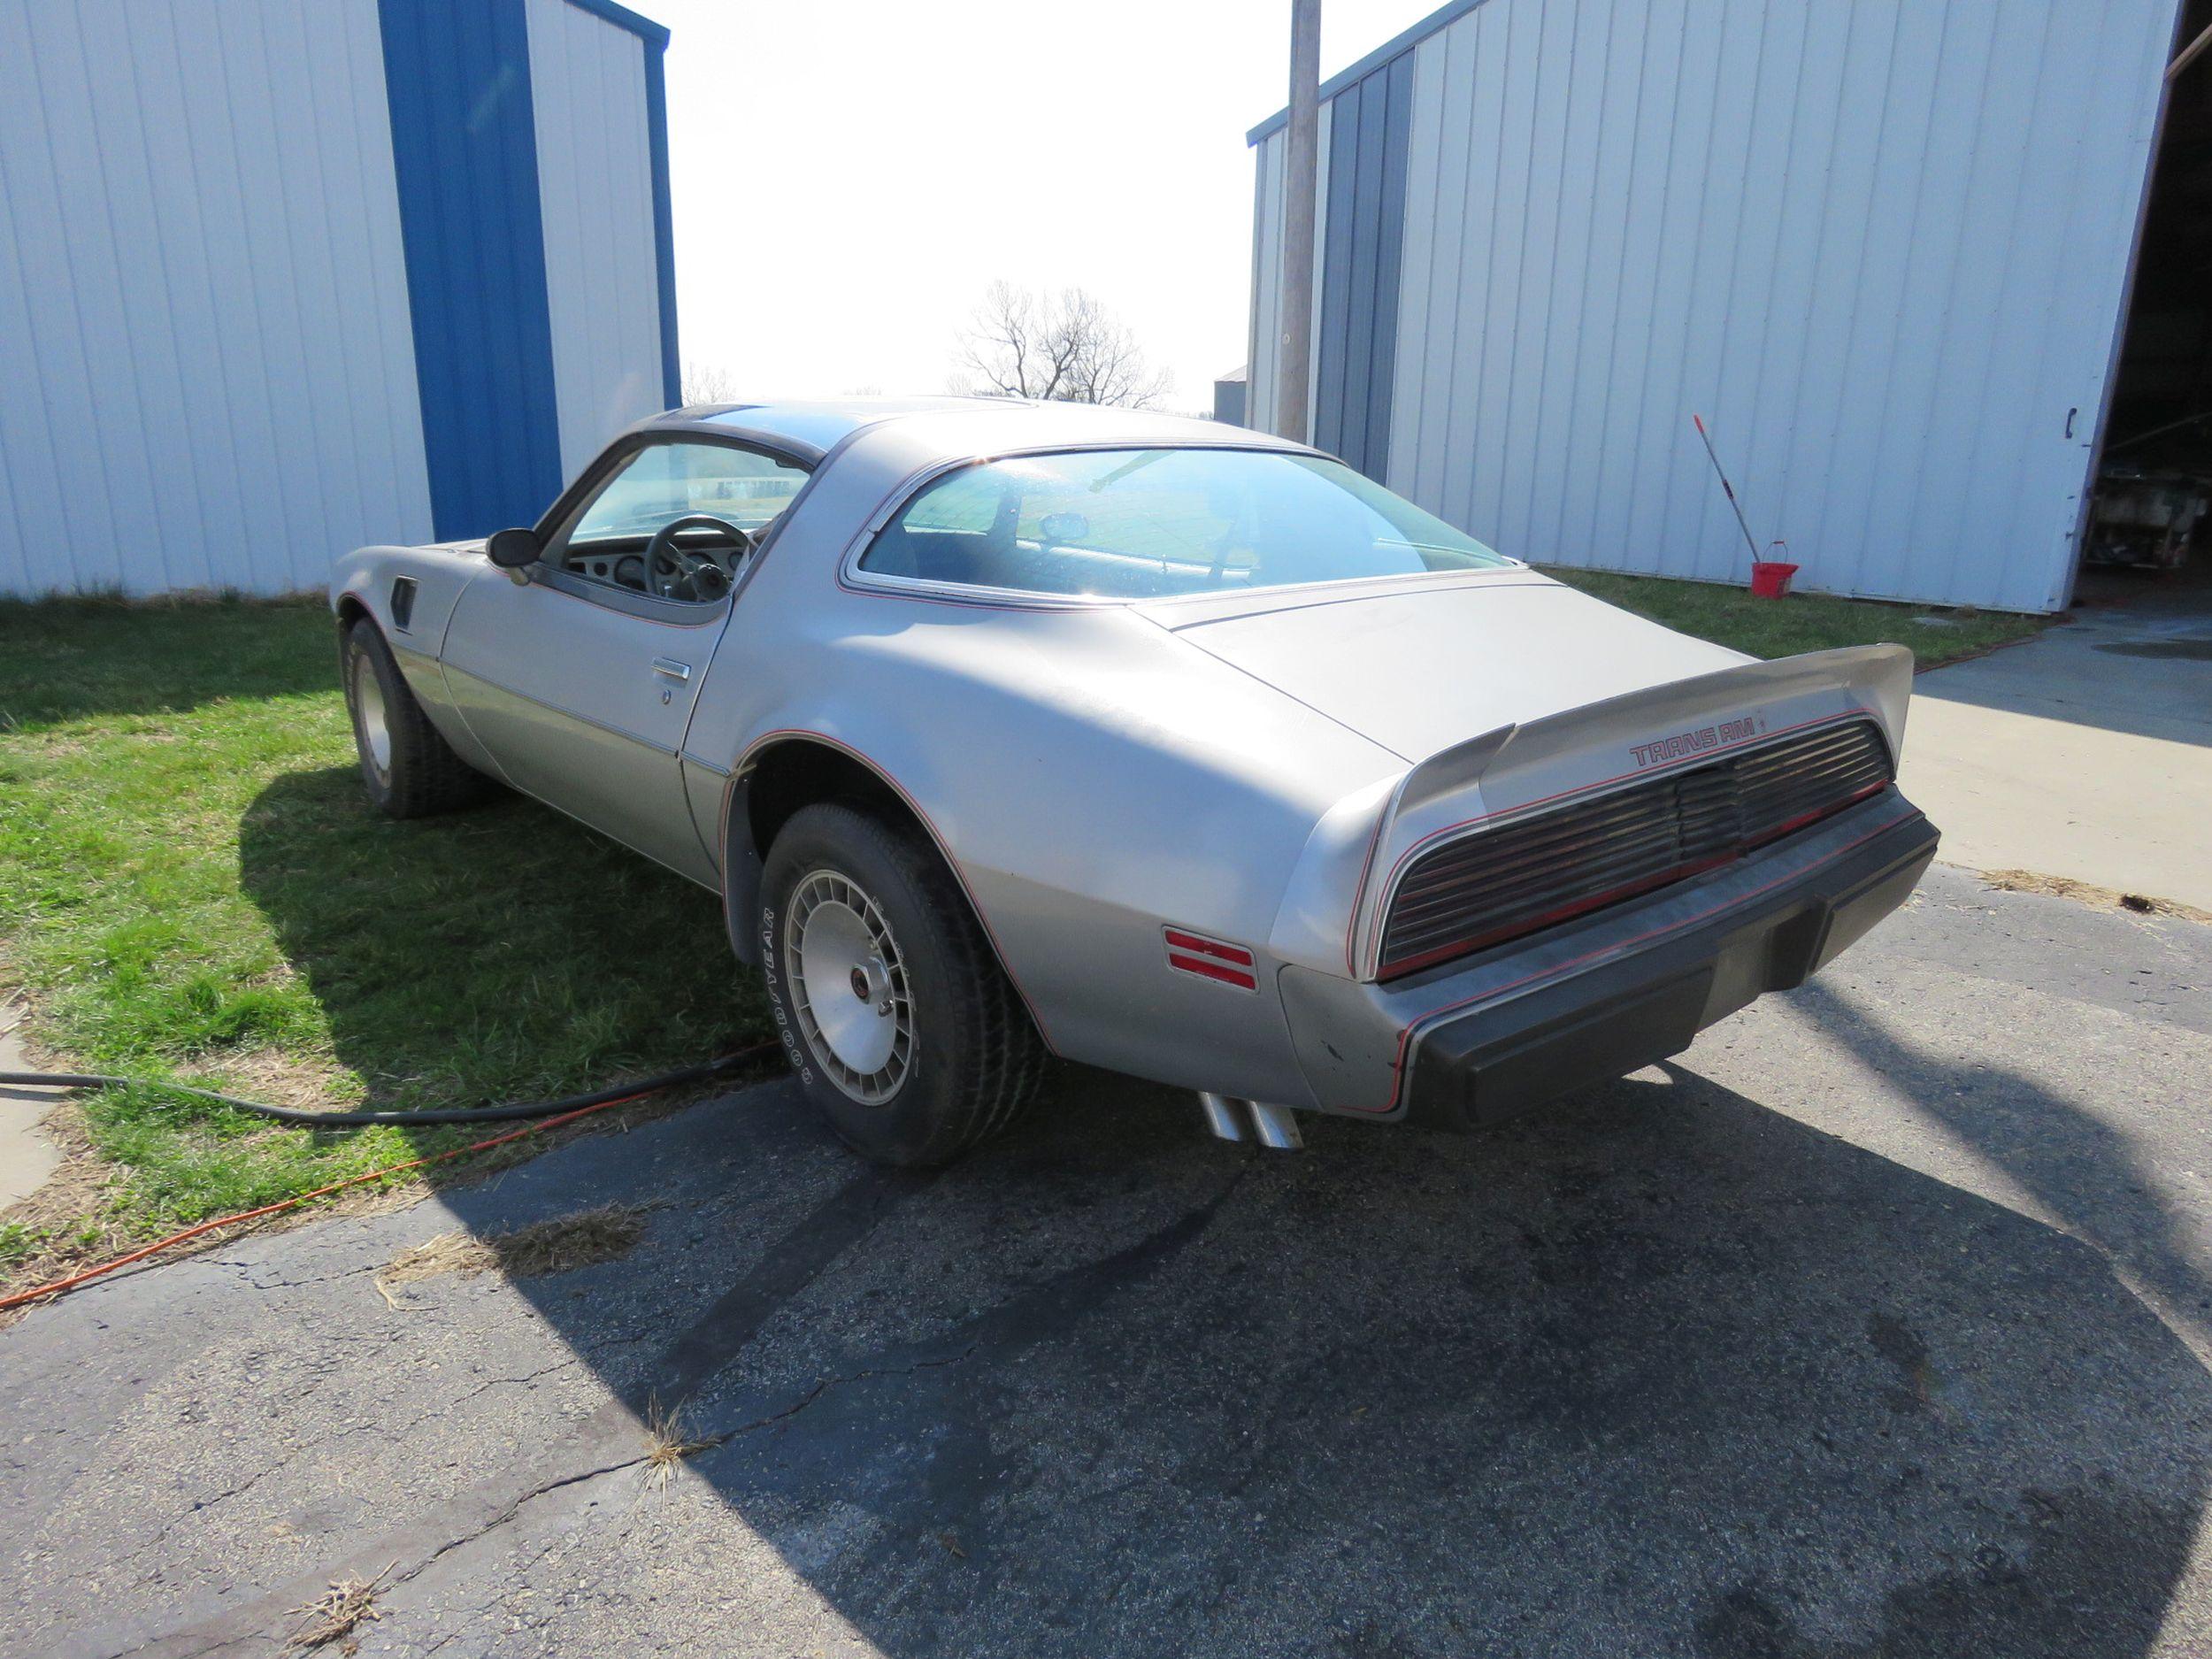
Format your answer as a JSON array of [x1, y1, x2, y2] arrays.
[[389, 576, 419, 631], [1378, 718, 1893, 979]]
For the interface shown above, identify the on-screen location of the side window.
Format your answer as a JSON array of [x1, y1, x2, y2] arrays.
[[557, 441, 810, 603]]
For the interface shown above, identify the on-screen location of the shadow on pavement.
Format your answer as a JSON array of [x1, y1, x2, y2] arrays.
[[435, 1060, 2209, 1658], [210, 766, 2212, 1655], [1793, 978, 2212, 1353]]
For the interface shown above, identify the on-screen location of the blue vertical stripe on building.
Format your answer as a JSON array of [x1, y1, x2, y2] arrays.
[[642, 37, 681, 408], [1314, 52, 1414, 481], [377, 0, 564, 539]]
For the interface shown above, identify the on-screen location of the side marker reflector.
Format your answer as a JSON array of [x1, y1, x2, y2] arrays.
[[1164, 928, 1258, 991]]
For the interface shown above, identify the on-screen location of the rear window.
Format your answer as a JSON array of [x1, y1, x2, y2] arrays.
[[857, 448, 1511, 600]]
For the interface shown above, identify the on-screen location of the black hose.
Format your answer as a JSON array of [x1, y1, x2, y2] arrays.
[[0, 1048, 769, 1126]]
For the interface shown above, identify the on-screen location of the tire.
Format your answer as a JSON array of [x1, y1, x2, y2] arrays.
[[760, 802, 1048, 1166], [341, 617, 496, 818]]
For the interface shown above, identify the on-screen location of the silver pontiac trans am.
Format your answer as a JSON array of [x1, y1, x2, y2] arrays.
[[331, 398, 1939, 1165]]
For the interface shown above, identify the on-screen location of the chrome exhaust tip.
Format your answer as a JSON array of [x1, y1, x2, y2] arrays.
[[1196, 1092, 1303, 1151], [1245, 1100, 1304, 1151], [1196, 1091, 1248, 1142]]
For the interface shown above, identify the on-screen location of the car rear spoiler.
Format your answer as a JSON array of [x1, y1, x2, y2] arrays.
[[1343, 644, 1916, 979]]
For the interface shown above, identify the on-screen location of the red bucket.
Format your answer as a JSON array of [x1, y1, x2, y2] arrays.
[[1749, 560, 1799, 599]]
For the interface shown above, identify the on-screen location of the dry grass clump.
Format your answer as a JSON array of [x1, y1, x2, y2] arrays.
[[643, 1395, 718, 1494], [1982, 869, 2209, 924], [379, 1202, 650, 1290], [284, 1563, 393, 1650]]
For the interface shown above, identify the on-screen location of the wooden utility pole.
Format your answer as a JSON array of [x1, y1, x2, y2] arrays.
[[1279, 0, 1320, 442]]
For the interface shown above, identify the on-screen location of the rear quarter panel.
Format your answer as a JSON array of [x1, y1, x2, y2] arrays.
[[686, 565, 1403, 1105]]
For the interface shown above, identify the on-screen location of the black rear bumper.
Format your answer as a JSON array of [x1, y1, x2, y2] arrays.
[[1402, 803, 1935, 1130], [1276, 793, 1939, 1126]]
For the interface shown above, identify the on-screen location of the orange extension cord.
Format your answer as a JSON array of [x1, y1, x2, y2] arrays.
[[0, 1042, 779, 1315]]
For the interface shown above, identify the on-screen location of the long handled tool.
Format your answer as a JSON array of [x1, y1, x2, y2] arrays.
[[1692, 413, 1763, 575]]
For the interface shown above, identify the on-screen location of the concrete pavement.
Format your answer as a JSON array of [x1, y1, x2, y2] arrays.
[[0, 1019, 61, 1209], [1899, 576, 2212, 910], [4, 864, 2210, 1658]]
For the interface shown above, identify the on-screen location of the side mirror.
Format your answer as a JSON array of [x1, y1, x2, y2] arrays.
[[485, 526, 541, 569]]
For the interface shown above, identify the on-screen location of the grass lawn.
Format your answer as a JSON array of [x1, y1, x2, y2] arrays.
[[0, 596, 766, 1290], [1541, 566, 2047, 667]]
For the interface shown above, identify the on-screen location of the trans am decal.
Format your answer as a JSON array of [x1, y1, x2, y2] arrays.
[[1628, 713, 1767, 770]]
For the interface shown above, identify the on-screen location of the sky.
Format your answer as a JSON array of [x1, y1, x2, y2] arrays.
[[653, 0, 1440, 415]]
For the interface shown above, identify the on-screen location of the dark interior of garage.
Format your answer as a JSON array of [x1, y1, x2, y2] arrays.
[[2088, 0, 2212, 604]]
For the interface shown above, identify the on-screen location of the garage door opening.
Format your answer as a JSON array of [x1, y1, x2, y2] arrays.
[[2083, 0, 2212, 618]]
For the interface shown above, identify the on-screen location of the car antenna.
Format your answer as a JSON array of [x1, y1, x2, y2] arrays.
[[1692, 413, 1763, 579]]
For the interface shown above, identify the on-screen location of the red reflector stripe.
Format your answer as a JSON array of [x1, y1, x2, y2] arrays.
[[1163, 929, 1254, 966], [1168, 952, 1258, 990]]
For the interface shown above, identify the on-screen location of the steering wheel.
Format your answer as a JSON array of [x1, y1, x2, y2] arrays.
[[644, 514, 753, 601]]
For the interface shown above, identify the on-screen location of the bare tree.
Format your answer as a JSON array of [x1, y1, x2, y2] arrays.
[[955, 282, 1173, 409], [681, 360, 744, 405]]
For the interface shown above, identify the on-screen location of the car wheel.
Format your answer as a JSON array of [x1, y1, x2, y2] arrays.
[[342, 618, 496, 818], [760, 802, 1048, 1167]]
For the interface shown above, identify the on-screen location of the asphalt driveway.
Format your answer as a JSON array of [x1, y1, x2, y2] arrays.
[[4, 864, 2210, 1659]]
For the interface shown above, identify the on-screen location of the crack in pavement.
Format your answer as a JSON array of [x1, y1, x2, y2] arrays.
[[80, 1166, 928, 1658], [703, 1343, 984, 1448], [60, 1156, 1245, 1656]]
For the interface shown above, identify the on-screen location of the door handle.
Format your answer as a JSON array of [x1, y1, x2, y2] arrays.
[[651, 657, 692, 681]]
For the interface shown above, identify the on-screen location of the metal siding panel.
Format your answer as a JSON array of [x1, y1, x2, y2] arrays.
[[526, 0, 666, 481], [1365, 54, 1415, 474], [0, 0, 430, 596], [1602, 0, 1691, 579], [1917, 0, 2077, 613], [319, 0, 438, 569], [1494, 0, 1581, 557], [1843, 4, 1998, 603], [1448, 0, 1511, 535], [1313, 97, 1333, 427], [1449, 0, 1515, 535], [1314, 78, 1361, 459], [1689, 0, 1808, 582], [1387, 35, 1446, 492], [8, 0, 132, 593], [1536, 0, 1621, 564], [1339, 78, 1383, 466], [1245, 133, 1271, 435], [641, 30, 680, 408], [2000, 1, 2179, 611], [1248, 133, 1282, 435], [1414, 22, 1479, 516], [379, 0, 564, 541], [1631, 0, 1731, 583], [1313, 55, 1417, 480], [119, 0, 266, 592], [1348, 0, 2174, 611], [1244, 113, 1327, 441], [1765, 5, 1908, 596], [1553, 0, 1652, 567]]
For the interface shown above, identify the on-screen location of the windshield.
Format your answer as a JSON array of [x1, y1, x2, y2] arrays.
[[857, 448, 1511, 600]]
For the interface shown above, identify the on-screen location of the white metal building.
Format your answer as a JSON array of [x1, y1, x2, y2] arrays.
[[1248, 0, 2206, 613], [0, 0, 678, 598]]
